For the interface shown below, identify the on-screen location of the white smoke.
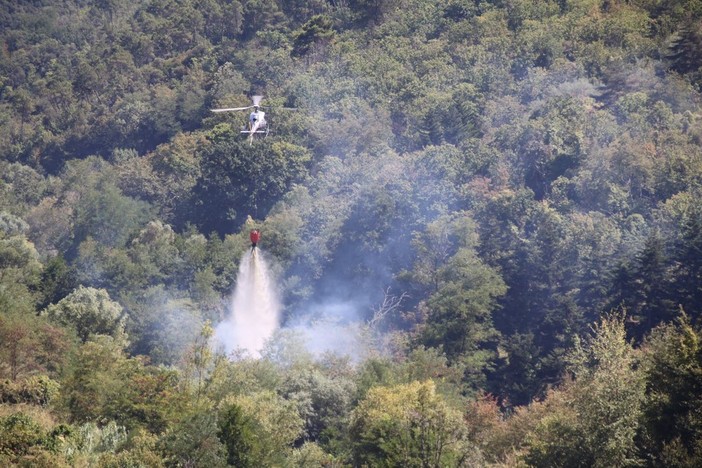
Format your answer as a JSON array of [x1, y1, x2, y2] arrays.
[[283, 301, 373, 362], [286, 319, 368, 361], [215, 249, 281, 357]]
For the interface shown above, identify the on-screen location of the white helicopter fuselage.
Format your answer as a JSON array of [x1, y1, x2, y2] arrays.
[[248, 109, 266, 133]]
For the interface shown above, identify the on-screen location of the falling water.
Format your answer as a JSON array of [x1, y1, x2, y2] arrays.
[[214, 249, 280, 357]]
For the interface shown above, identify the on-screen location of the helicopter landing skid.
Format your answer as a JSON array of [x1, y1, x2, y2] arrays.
[[240, 128, 270, 137]]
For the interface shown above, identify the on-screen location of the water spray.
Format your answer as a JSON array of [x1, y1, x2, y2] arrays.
[[215, 230, 280, 357]]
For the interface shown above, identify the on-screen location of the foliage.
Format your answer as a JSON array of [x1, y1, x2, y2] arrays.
[[0, 375, 60, 406], [158, 411, 228, 468], [62, 421, 127, 464], [417, 216, 507, 389], [194, 136, 311, 234], [59, 336, 183, 431], [217, 403, 257, 467], [524, 313, 646, 467], [350, 380, 469, 467], [122, 286, 205, 366], [0, 412, 45, 460], [43, 286, 126, 343], [292, 15, 335, 58], [639, 312, 702, 466], [1, 0, 702, 464], [0, 310, 72, 381], [278, 363, 356, 446], [217, 390, 304, 467], [93, 428, 164, 468], [289, 441, 339, 467], [0, 233, 42, 309]]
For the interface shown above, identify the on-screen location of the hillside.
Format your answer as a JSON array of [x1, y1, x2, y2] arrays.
[[2, 0, 702, 466]]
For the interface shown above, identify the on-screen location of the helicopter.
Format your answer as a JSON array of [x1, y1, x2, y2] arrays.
[[211, 95, 294, 144]]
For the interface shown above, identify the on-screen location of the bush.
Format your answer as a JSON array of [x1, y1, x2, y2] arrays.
[[0, 413, 44, 459], [0, 376, 60, 406]]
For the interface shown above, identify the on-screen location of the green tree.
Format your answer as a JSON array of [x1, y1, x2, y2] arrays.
[[38, 255, 76, 309], [60, 335, 183, 431], [62, 421, 128, 466], [292, 15, 335, 58], [668, 20, 702, 90], [0, 413, 45, 462], [124, 220, 181, 286], [350, 380, 468, 467], [59, 336, 126, 424], [194, 138, 310, 233], [183, 321, 214, 401], [43, 286, 126, 343], [0, 311, 71, 381], [672, 204, 702, 314], [610, 231, 676, 338], [0, 213, 28, 237], [402, 213, 466, 296], [240, 0, 286, 39], [217, 403, 257, 467], [0, 233, 43, 307], [94, 428, 164, 468], [569, 314, 645, 467], [0, 163, 46, 212], [217, 390, 304, 467], [419, 220, 507, 387], [116, 133, 205, 225], [289, 441, 338, 467], [159, 411, 227, 468], [639, 312, 702, 466], [525, 313, 646, 467], [121, 287, 204, 366], [72, 177, 152, 250], [279, 365, 355, 444]]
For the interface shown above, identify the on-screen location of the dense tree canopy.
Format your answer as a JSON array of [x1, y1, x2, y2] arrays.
[[2, 0, 702, 465]]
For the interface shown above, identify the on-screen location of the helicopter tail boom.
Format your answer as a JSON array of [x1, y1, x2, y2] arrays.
[[211, 106, 253, 113]]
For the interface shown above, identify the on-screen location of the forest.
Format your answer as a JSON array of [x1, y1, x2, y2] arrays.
[[1, 0, 702, 466]]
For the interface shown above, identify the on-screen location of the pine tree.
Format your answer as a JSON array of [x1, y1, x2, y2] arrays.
[[673, 207, 702, 314]]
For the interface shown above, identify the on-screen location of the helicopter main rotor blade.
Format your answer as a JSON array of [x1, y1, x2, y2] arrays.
[[211, 106, 253, 113]]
